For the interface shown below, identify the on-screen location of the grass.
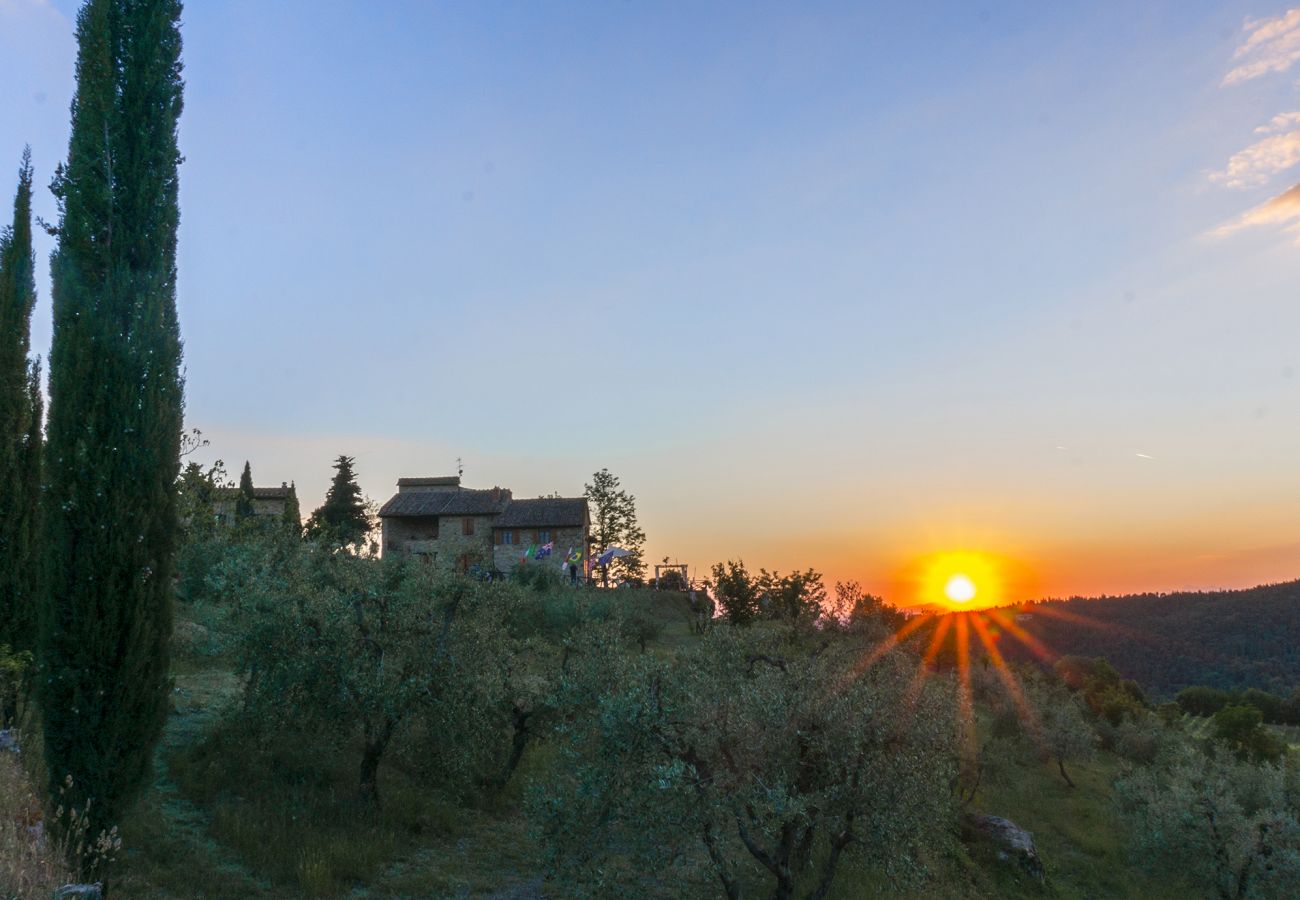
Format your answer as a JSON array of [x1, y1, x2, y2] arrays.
[[0, 741, 76, 899]]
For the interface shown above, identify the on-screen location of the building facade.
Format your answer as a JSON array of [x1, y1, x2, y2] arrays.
[[378, 476, 589, 575], [211, 483, 298, 528]]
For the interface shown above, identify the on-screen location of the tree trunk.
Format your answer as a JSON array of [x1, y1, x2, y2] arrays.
[[702, 822, 742, 900], [359, 739, 384, 807], [359, 716, 396, 807], [497, 704, 532, 788]]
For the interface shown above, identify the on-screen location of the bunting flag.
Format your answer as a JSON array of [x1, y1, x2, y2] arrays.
[[536, 541, 554, 559]]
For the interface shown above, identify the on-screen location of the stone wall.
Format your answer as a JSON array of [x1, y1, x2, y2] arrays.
[[492, 525, 588, 574], [382, 515, 496, 571], [212, 497, 286, 524]]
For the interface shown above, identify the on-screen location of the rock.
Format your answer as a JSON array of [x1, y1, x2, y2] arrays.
[[52, 885, 102, 900], [962, 812, 1044, 883]]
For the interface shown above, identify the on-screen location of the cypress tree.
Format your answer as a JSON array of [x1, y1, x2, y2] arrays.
[[306, 455, 372, 548], [0, 148, 41, 654], [282, 481, 302, 536], [235, 460, 255, 521], [41, 0, 184, 843]]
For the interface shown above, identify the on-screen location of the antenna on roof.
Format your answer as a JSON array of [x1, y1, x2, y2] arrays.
[[457, 456, 464, 479]]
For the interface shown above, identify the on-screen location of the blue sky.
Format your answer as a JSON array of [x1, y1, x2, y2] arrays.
[[5, 0, 1300, 600]]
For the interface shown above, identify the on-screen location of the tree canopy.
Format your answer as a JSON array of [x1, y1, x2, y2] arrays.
[[585, 468, 646, 585], [306, 455, 373, 549], [40, 0, 185, 852]]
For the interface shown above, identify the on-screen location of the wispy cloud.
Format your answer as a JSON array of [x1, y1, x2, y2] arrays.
[[1212, 112, 1300, 187], [1211, 181, 1300, 240], [1224, 9, 1300, 85]]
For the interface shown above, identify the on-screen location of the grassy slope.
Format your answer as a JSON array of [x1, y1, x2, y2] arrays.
[[109, 594, 1217, 899]]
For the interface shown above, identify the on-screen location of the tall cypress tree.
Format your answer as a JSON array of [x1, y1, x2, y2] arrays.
[[235, 460, 255, 521], [282, 481, 302, 536], [42, 0, 184, 842], [0, 148, 41, 654]]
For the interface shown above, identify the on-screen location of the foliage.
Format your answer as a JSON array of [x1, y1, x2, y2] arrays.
[[532, 624, 959, 898], [709, 559, 832, 627], [584, 468, 646, 584], [1179, 684, 1300, 726], [757, 567, 827, 623], [1024, 676, 1097, 787], [1179, 685, 1238, 718], [0, 643, 33, 729], [1053, 655, 1146, 728], [281, 481, 301, 535], [1005, 583, 1300, 698], [235, 461, 256, 522], [823, 580, 899, 632], [176, 456, 231, 541], [1115, 749, 1300, 898], [1211, 705, 1288, 764], [711, 559, 760, 625], [235, 551, 514, 806], [41, 0, 185, 855], [654, 564, 688, 591], [305, 455, 374, 550], [0, 148, 41, 655]]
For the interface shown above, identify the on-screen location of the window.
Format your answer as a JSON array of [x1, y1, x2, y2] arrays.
[[501, 530, 514, 545], [537, 530, 551, 543], [462, 517, 475, 536]]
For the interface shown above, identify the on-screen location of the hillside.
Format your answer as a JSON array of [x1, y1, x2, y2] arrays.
[[1000, 580, 1300, 698]]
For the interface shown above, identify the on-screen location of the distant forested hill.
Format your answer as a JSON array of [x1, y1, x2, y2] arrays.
[[999, 581, 1300, 698]]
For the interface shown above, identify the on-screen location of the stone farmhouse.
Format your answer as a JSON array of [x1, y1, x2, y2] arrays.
[[378, 476, 590, 574], [211, 482, 298, 528]]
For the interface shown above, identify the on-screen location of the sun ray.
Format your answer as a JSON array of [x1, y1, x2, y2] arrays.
[[954, 613, 978, 760], [984, 607, 1055, 661], [970, 613, 1043, 749], [847, 611, 934, 682], [902, 614, 953, 712]]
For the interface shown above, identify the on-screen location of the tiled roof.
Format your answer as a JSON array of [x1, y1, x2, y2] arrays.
[[494, 498, 588, 529], [397, 476, 460, 488], [378, 489, 510, 518]]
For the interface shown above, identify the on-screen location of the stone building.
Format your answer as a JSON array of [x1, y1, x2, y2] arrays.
[[378, 475, 589, 575], [212, 482, 298, 528]]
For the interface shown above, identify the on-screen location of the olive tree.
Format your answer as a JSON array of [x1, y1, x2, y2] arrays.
[[236, 551, 510, 807], [534, 625, 959, 898], [1115, 749, 1300, 898]]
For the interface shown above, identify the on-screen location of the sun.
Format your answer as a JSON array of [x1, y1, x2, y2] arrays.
[[895, 550, 1017, 610], [944, 573, 977, 603]]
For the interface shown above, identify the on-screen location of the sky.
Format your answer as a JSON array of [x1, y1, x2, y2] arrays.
[[4, 0, 1300, 605]]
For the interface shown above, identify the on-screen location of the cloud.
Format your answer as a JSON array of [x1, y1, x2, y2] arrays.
[[1212, 113, 1300, 187], [1211, 181, 1300, 239], [1224, 9, 1300, 85]]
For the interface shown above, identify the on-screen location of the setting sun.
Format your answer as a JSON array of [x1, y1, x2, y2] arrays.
[[889, 550, 1037, 611], [944, 574, 977, 603]]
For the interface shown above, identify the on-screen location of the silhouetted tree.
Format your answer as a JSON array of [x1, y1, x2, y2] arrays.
[[235, 460, 256, 521], [306, 455, 372, 549], [281, 481, 301, 536], [585, 468, 646, 585]]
